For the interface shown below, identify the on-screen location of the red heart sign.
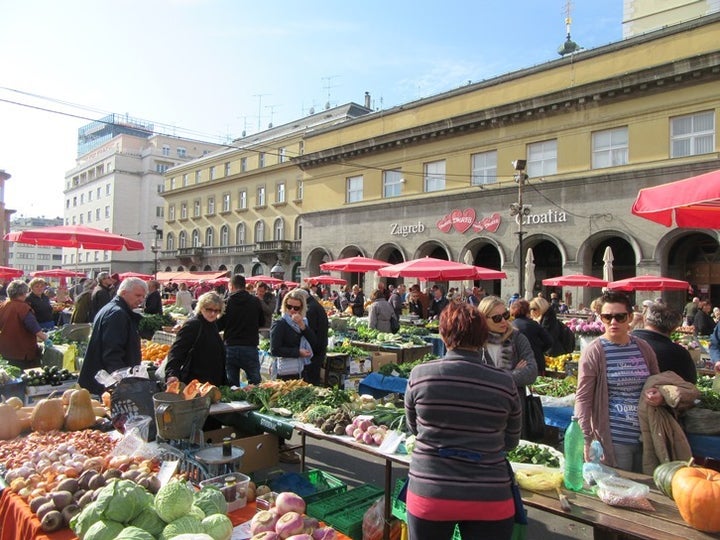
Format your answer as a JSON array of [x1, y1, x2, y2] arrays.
[[472, 212, 502, 233], [436, 214, 452, 233], [452, 209, 476, 233]]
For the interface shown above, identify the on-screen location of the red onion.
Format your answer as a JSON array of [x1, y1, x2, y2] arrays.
[[275, 491, 306, 516], [251, 510, 278, 535], [312, 527, 338, 540], [275, 511, 305, 538]]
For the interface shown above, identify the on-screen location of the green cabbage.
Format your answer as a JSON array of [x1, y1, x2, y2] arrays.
[[130, 506, 166, 537], [202, 514, 233, 540], [155, 480, 195, 523], [84, 519, 124, 540], [70, 501, 105, 537], [193, 485, 228, 516], [95, 479, 149, 523], [171, 535, 214, 540], [115, 526, 155, 540], [188, 505, 206, 521], [160, 516, 203, 540]]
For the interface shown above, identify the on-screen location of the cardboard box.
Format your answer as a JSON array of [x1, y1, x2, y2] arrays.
[[348, 358, 371, 375], [202, 428, 279, 473], [343, 375, 365, 392], [371, 351, 398, 372]]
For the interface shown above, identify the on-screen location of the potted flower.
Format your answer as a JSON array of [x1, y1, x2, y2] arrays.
[[565, 318, 605, 350]]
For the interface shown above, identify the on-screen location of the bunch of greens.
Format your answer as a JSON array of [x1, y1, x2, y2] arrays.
[[531, 376, 577, 397], [508, 444, 561, 468], [138, 313, 175, 334]]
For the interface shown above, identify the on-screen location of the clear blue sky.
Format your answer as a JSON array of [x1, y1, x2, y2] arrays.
[[0, 0, 622, 219]]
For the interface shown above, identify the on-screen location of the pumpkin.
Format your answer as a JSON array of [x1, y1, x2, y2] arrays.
[[653, 460, 687, 499], [4, 396, 24, 410], [61, 388, 77, 406], [671, 466, 720, 532], [30, 398, 66, 432], [64, 389, 97, 431], [0, 403, 22, 440], [183, 379, 202, 399]]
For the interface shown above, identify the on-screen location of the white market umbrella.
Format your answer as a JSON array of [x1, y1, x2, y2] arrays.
[[524, 248, 535, 300], [602, 246, 614, 283]]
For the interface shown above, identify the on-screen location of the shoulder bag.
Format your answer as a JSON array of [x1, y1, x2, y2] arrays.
[[524, 387, 546, 442]]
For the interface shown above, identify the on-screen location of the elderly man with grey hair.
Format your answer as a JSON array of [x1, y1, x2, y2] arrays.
[[632, 302, 697, 384], [79, 277, 148, 395]]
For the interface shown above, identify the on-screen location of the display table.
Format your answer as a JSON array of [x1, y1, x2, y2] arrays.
[[543, 405, 720, 460]]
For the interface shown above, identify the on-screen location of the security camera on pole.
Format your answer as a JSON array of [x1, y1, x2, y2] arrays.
[[509, 160, 530, 300]]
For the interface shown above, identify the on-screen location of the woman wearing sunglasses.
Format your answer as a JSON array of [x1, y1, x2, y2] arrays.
[[478, 296, 538, 440], [165, 291, 227, 387], [575, 291, 659, 472]]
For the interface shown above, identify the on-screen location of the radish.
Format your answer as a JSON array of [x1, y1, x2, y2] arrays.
[[275, 511, 305, 538], [250, 510, 278, 535], [275, 492, 306, 516]]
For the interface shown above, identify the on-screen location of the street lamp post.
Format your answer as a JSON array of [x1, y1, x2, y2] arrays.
[[151, 225, 163, 279], [509, 160, 530, 297]]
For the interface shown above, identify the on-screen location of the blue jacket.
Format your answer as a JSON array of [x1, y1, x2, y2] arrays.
[[710, 320, 720, 362], [79, 295, 142, 396]]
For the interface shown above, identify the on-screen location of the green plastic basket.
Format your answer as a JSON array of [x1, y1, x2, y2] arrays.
[[391, 477, 407, 521], [323, 497, 381, 540], [258, 469, 347, 504], [307, 483, 384, 520]]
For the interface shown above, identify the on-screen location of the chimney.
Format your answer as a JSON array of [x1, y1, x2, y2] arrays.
[[364, 91, 371, 109]]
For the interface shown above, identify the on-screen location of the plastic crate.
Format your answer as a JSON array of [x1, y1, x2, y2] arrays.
[[307, 483, 384, 520], [323, 497, 381, 540], [391, 478, 407, 521], [259, 469, 347, 504]]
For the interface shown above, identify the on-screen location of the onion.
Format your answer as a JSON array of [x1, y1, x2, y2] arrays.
[[275, 492, 306, 516], [275, 511, 305, 538], [312, 528, 338, 540], [251, 510, 278, 535]]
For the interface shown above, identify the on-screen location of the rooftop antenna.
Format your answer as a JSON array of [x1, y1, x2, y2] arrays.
[[265, 104, 279, 128], [252, 94, 270, 131], [321, 75, 339, 109], [558, 0, 582, 56]]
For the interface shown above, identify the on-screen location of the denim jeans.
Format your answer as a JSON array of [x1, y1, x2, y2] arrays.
[[225, 345, 261, 386], [613, 442, 643, 473]]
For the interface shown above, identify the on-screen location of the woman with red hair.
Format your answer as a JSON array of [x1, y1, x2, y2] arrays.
[[404, 302, 521, 540]]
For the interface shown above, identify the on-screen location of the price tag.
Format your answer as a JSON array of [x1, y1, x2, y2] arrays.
[[156, 460, 179, 486]]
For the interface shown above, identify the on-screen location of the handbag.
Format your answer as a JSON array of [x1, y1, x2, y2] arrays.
[[507, 459, 528, 540], [524, 387, 546, 442]]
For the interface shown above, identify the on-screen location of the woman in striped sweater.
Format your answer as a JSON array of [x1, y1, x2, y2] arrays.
[[404, 301, 522, 540]]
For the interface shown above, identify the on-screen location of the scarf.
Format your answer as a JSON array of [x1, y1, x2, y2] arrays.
[[484, 329, 516, 370], [282, 313, 313, 365]]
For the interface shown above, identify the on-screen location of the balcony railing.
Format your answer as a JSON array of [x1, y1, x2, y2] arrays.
[[254, 240, 300, 254]]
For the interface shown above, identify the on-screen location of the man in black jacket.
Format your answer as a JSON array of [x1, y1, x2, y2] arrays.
[[300, 288, 328, 386], [633, 302, 697, 384], [143, 280, 163, 315], [217, 274, 264, 386], [90, 271, 115, 321]]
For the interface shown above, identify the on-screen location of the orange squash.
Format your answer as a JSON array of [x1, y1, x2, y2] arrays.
[[64, 389, 97, 431], [182, 379, 202, 399], [165, 380, 181, 394], [671, 466, 720, 532], [0, 403, 22, 440], [199, 382, 222, 404], [30, 398, 65, 432]]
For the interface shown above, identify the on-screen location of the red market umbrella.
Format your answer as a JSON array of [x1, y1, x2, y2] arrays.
[[607, 275, 691, 292], [631, 169, 720, 228], [305, 275, 347, 286], [284, 281, 300, 289], [319, 256, 388, 273], [0, 266, 24, 279], [4, 225, 145, 250], [119, 271, 153, 281], [542, 274, 608, 287], [245, 275, 283, 285], [32, 268, 87, 278], [377, 256, 507, 281]]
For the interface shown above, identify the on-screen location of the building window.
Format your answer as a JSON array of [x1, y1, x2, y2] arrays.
[[156, 206, 164, 218], [205, 227, 214, 247], [276, 182, 286, 203], [220, 225, 229, 246], [156, 163, 169, 173], [238, 190, 247, 210], [193, 199, 201, 217], [224, 162, 231, 176], [95, 208, 100, 220], [106, 184, 111, 195], [182, 174, 189, 187], [162, 145, 170, 156], [169, 205, 176, 221], [180, 202, 188, 219], [278, 147, 286, 163], [104, 206, 110, 218], [177, 147, 187, 157], [79, 214, 84, 224], [296, 177, 303, 200], [236, 222, 246, 244], [222, 193, 231, 212], [299, 141, 304, 155], [471, 150, 498, 186], [66, 199, 70, 208], [346, 175, 363, 203], [209, 166, 215, 181], [258, 152, 265, 168], [157, 183, 164, 193], [73, 197, 77, 207], [195, 171, 201, 184], [592, 127, 628, 169], [192, 229, 201, 248], [424, 160, 446, 192], [274, 217, 284, 240], [207, 196, 215, 215], [254, 220, 265, 242], [88, 190, 93, 201], [167, 233, 175, 251], [81, 193, 85, 204], [671, 111, 715, 158], [256, 186, 266, 206], [295, 217, 302, 240], [240, 157, 247, 172], [383, 169, 403, 198], [97, 187, 101, 198], [527, 139, 557, 177], [179, 231, 187, 249]]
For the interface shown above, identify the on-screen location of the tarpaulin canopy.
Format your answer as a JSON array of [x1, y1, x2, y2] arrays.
[[631, 169, 720, 228]]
